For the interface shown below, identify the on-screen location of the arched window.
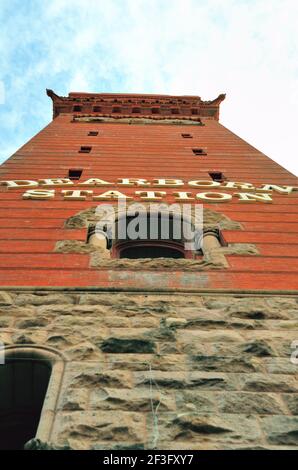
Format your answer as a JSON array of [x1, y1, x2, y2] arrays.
[[0, 346, 64, 450], [117, 241, 185, 259], [88, 210, 200, 259]]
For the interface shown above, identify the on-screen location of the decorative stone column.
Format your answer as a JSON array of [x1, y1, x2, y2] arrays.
[[201, 228, 221, 254], [88, 227, 111, 258], [198, 227, 228, 268]]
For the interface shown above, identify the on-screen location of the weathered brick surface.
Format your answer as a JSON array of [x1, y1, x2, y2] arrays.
[[0, 103, 297, 289]]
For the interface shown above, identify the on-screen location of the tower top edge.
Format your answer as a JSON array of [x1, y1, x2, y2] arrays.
[[46, 89, 226, 120]]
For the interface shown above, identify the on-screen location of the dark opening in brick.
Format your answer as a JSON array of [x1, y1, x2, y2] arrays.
[[73, 105, 82, 112], [171, 108, 179, 114], [93, 106, 101, 112], [88, 131, 98, 136], [132, 107, 141, 113], [112, 107, 121, 113], [152, 108, 160, 114], [209, 171, 225, 182], [79, 146, 92, 153], [192, 148, 207, 156], [68, 169, 83, 180], [191, 109, 198, 115], [181, 133, 193, 138]]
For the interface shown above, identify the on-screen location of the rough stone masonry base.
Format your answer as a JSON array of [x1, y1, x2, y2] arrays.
[[1, 290, 298, 450]]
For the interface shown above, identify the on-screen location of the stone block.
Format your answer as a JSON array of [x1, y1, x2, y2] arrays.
[[0, 291, 13, 306], [282, 394, 298, 415], [53, 411, 146, 449], [15, 293, 75, 306], [261, 416, 298, 445], [238, 373, 298, 393], [90, 387, 176, 412], [216, 391, 285, 414], [70, 369, 133, 389], [189, 355, 260, 373], [101, 337, 156, 354], [151, 412, 261, 446], [175, 390, 216, 413]]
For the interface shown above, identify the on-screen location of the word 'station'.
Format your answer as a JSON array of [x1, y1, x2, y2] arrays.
[[0, 178, 297, 204]]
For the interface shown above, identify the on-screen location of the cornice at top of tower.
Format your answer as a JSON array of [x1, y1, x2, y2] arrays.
[[46, 89, 225, 121]]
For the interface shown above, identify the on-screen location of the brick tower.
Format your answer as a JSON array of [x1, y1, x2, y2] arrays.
[[0, 90, 297, 450]]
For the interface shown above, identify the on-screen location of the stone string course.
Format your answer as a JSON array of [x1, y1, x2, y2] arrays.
[[1, 290, 298, 450]]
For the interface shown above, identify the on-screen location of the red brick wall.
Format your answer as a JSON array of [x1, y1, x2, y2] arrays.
[[0, 111, 297, 290]]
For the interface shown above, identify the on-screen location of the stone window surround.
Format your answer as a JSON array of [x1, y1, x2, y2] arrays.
[[3, 345, 66, 444], [54, 205, 259, 271], [87, 209, 210, 260]]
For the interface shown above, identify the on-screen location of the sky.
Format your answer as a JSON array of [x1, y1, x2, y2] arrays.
[[0, 0, 297, 176]]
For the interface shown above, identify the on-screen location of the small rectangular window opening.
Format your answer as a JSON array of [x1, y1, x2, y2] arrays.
[[152, 108, 160, 114], [88, 131, 98, 136], [112, 107, 121, 113], [68, 169, 83, 180], [181, 133, 193, 138], [191, 109, 198, 115], [192, 148, 207, 156], [79, 146, 92, 153], [93, 106, 101, 112], [132, 107, 141, 113], [209, 172, 225, 182], [171, 109, 179, 115], [73, 105, 82, 112]]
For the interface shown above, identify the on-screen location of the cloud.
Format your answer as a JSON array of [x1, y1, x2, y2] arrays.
[[0, 0, 297, 175]]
